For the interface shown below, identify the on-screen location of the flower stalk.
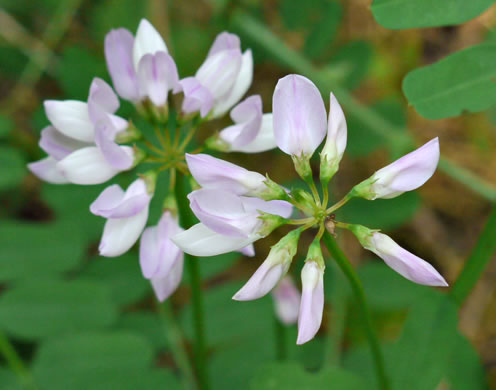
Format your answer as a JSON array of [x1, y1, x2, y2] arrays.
[[322, 232, 391, 390]]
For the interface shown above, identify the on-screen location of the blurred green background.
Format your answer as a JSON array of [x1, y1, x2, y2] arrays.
[[0, 0, 495, 389]]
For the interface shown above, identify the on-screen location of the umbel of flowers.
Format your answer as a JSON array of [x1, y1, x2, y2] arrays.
[[28, 19, 282, 301], [173, 74, 447, 344]]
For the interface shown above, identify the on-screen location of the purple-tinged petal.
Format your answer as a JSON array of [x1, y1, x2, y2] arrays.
[[297, 261, 324, 344], [207, 32, 241, 58], [88, 78, 120, 115], [370, 138, 440, 199], [176, 77, 213, 118], [369, 232, 448, 287], [172, 223, 260, 257], [240, 196, 293, 219], [188, 189, 260, 238], [219, 95, 262, 149], [321, 92, 347, 167], [39, 126, 90, 161], [230, 113, 277, 153], [185, 153, 266, 196], [151, 256, 184, 302], [44, 100, 94, 142], [93, 118, 134, 170], [132, 19, 168, 69], [99, 206, 149, 257], [90, 178, 151, 219], [137, 52, 179, 106], [212, 50, 253, 118], [104, 28, 140, 102], [140, 211, 183, 279], [56, 146, 133, 185], [233, 229, 301, 301], [273, 74, 327, 157], [195, 49, 242, 100], [238, 244, 255, 257], [28, 157, 68, 184], [272, 276, 301, 325]]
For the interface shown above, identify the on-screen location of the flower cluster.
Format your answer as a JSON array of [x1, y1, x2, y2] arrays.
[[174, 74, 447, 344], [27, 19, 279, 301]]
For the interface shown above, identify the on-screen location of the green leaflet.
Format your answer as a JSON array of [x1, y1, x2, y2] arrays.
[[371, 0, 494, 29], [403, 43, 496, 119]]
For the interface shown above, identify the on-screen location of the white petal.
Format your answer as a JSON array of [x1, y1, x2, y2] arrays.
[[28, 156, 68, 184], [99, 207, 149, 257], [212, 50, 253, 118], [230, 114, 277, 153], [172, 223, 259, 257], [44, 100, 94, 142], [56, 146, 132, 185], [132, 19, 168, 70]]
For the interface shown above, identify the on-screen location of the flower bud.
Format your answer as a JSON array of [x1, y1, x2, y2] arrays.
[[233, 228, 302, 301], [349, 224, 448, 286], [272, 276, 301, 325], [351, 138, 440, 200], [320, 93, 347, 184]]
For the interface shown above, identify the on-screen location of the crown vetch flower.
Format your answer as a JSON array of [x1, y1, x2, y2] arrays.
[[349, 225, 447, 286], [351, 137, 440, 200], [140, 211, 185, 301], [91, 177, 153, 257], [105, 19, 178, 106], [297, 239, 325, 344], [272, 276, 301, 325], [232, 228, 302, 301]]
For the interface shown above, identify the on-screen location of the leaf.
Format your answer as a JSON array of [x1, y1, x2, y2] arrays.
[[32, 331, 177, 390], [0, 221, 85, 281], [337, 191, 421, 230], [357, 262, 425, 310], [446, 333, 489, 390], [0, 147, 25, 190], [371, 0, 494, 29], [80, 253, 149, 306], [0, 280, 118, 340], [56, 47, 108, 100], [346, 98, 406, 157], [0, 368, 23, 390], [249, 362, 366, 390], [388, 290, 459, 390], [115, 312, 168, 353], [403, 43, 496, 119], [180, 281, 274, 346], [303, 2, 342, 59]]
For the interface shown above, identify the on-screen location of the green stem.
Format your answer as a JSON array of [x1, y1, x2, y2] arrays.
[[157, 301, 197, 390], [174, 172, 210, 390], [230, 10, 496, 202], [274, 316, 287, 361], [0, 332, 37, 389], [450, 205, 496, 306], [322, 232, 390, 390]]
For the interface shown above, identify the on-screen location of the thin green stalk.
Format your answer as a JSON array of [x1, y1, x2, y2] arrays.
[[450, 205, 496, 306], [0, 332, 37, 390], [230, 10, 496, 202], [157, 301, 197, 390], [322, 232, 391, 390], [174, 172, 210, 390], [274, 316, 287, 361]]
